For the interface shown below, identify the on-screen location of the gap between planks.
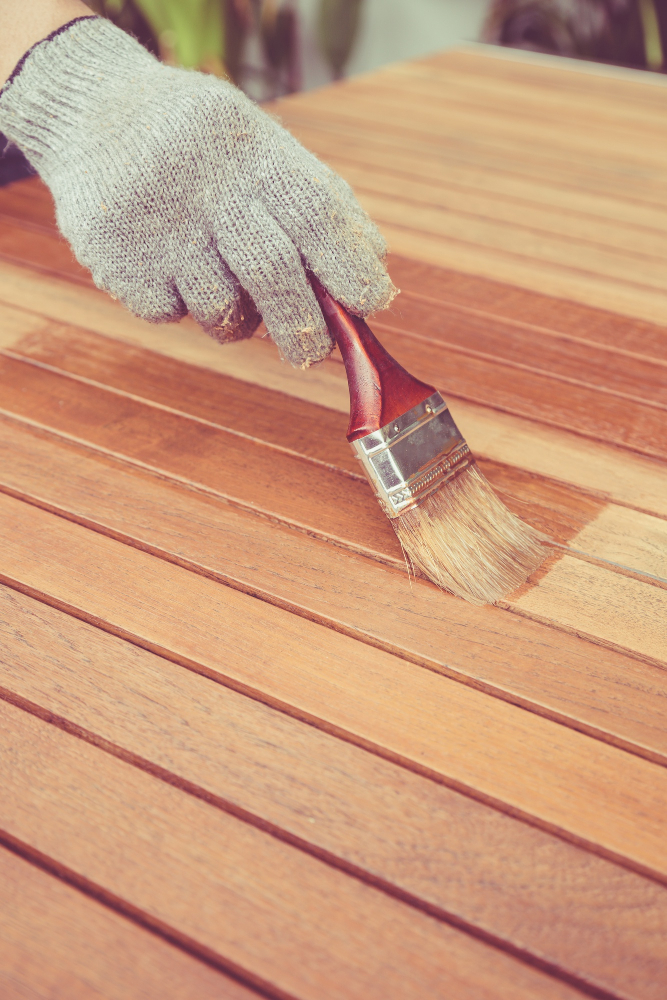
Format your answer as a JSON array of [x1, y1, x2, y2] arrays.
[[0, 697, 598, 1000], [0, 843, 260, 1000]]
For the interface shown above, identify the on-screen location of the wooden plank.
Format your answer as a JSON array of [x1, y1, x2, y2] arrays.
[[0, 846, 257, 1000], [0, 351, 402, 562], [427, 48, 667, 122], [387, 256, 667, 363], [6, 319, 667, 584], [7, 322, 356, 475], [286, 118, 667, 240], [3, 415, 666, 766], [281, 102, 667, 212], [0, 216, 91, 286], [355, 73, 667, 169], [373, 217, 667, 329], [570, 507, 667, 582], [12, 319, 666, 491], [278, 96, 667, 207], [1, 262, 666, 518], [6, 325, 667, 583], [1, 491, 666, 879], [0, 699, 589, 1000], [2, 584, 666, 1000], [513, 556, 667, 661], [13, 300, 667, 454], [0, 176, 56, 230]]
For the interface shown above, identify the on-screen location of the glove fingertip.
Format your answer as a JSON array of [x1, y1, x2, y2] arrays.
[[273, 322, 335, 369]]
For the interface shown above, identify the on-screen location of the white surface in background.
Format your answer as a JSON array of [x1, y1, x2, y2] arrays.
[[298, 0, 492, 91]]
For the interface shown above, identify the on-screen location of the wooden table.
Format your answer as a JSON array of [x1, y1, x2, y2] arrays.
[[0, 44, 666, 1000]]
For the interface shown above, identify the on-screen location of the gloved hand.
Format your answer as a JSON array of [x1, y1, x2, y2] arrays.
[[0, 16, 395, 367]]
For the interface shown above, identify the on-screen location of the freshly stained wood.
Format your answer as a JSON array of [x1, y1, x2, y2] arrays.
[[2, 491, 667, 882], [4, 413, 667, 770], [2, 584, 666, 1000], [10, 304, 667, 462], [2, 335, 666, 671], [0, 700, 589, 1000], [0, 847, 257, 1000], [2, 264, 667, 520]]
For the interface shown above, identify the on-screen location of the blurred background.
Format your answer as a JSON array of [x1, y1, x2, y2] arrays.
[[2, 0, 666, 184]]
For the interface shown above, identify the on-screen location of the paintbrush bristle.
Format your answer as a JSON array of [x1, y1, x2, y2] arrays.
[[392, 462, 548, 605]]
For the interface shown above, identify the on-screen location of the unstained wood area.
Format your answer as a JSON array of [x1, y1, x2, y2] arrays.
[[0, 45, 666, 1000]]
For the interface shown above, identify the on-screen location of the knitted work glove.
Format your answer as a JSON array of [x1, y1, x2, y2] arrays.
[[0, 16, 396, 367]]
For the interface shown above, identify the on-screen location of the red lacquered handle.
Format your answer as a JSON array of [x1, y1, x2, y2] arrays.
[[308, 272, 435, 442]]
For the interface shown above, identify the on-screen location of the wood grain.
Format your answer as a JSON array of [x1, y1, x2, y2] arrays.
[[2, 583, 666, 1000], [0, 846, 257, 1000], [2, 321, 623, 540], [5, 176, 667, 366], [1, 491, 667, 881], [5, 319, 667, 561], [2, 414, 666, 766], [12, 303, 667, 465], [570, 507, 667, 581], [513, 557, 667, 660], [1, 263, 667, 518], [0, 176, 56, 231], [3, 328, 666, 669], [0, 216, 92, 286], [0, 350, 402, 561], [0, 699, 589, 1000]]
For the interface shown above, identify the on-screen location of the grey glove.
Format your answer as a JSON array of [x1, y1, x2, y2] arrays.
[[0, 16, 395, 367]]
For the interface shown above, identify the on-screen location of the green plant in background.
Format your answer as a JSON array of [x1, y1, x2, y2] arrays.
[[87, 0, 366, 95], [318, 0, 363, 79], [135, 0, 227, 74]]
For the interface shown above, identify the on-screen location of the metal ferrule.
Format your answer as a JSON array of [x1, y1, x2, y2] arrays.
[[350, 392, 472, 518]]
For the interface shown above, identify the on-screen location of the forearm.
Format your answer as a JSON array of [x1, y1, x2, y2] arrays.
[[0, 0, 90, 85]]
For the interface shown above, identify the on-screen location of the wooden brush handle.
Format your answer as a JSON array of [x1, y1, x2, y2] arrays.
[[308, 272, 435, 442]]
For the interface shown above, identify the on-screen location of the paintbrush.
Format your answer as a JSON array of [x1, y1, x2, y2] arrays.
[[308, 272, 548, 605]]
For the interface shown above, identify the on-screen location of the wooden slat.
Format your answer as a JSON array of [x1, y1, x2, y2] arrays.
[[425, 48, 667, 123], [0, 699, 589, 1000], [6, 176, 667, 367], [287, 122, 667, 245], [570, 507, 667, 581], [1, 261, 667, 520], [0, 216, 91, 285], [387, 257, 667, 362], [2, 583, 666, 1000], [11, 302, 667, 463], [5, 322, 667, 577], [11, 317, 663, 498], [0, 175, 56, 230], [513, 557, 667, 660], [0, 349, 402, 561], [3, 415, 666, 766], [2, 327, 666, 667], [1, 491, 666, 881], [0, 847, 257, 1000]]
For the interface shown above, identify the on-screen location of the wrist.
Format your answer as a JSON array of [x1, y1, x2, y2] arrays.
[[0, 0, 92, 85]]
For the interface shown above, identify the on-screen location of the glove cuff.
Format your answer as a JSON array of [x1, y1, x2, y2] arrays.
[[0, 17, 159, 178]]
